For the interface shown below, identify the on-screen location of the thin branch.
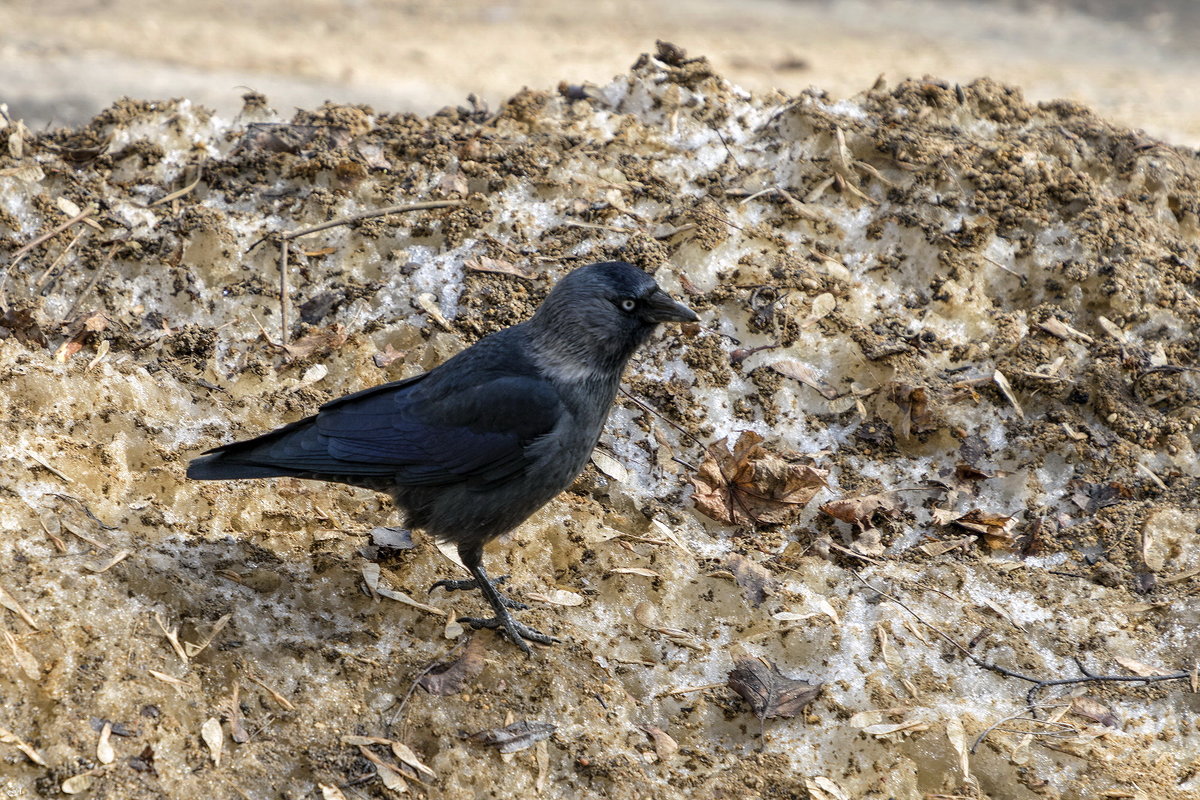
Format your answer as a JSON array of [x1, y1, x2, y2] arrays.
[[282, 200, 467, 242], [850, 571, 1191, 709], [11, 205, 96, 266], [279, 238, 290, 345]]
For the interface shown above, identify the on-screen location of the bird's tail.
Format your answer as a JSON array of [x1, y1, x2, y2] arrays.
[[186, 414, 320, 481], [186, 452, 298, 480]]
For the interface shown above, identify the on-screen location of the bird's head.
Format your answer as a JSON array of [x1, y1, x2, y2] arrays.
[[527, 261, 698, 380]]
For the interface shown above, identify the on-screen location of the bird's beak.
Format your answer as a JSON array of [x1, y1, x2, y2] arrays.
[[644, 289, 699, 323]]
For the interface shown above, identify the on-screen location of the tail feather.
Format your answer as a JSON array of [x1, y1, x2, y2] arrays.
[[187, 413, 320, 481], [186, 452, 299, 480]]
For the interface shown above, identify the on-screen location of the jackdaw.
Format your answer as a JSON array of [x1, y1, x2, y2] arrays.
[[188, 261, 697, 653]]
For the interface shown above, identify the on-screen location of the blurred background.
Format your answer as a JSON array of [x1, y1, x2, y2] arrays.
[[3, 0, 1199, 146]]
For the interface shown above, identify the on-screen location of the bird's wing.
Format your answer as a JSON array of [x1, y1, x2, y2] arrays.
[[320, 372, 563, 485], [229, 369, 564, 486]]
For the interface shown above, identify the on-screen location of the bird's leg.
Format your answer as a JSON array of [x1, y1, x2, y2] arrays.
[[430, 574, 527, 609], [452, 545, 559, 654]]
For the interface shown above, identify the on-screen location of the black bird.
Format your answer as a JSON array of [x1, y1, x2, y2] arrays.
[[188, 261, 697, 652]]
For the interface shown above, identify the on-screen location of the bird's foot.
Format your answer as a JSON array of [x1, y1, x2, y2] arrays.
[[460, 610, 560, 654], [431, 574, 527, 609]]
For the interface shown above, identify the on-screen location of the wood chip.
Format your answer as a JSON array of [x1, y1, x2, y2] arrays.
[[992, 370, 1024, 418]]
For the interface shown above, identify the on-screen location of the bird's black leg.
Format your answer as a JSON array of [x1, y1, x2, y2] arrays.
[[451, 544, 559, 654], [429, 574, 527, 609]]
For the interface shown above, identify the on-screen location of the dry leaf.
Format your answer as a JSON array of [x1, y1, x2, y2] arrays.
[[886, 383, 937, 438], [1070, 696, 1118, 727], [726, 656, 821, 720], [611, 567, 661, 578], [0, 582, 38, 629], [690, 431, 827, 526], [3, 630, 39, 680], [373, 342, 407, 368], [465, 256, 536, 279], [468, 720, 556, 754], [96, 721, 115, 764], [591, 450, 628, 482], [526, 589, 585, 607], [319, 784, 349, 800], [201, 717, 223, 766], [1114, 657, 1175, 677], [801, 292, 836, 327], [362, 564, 446, 616], [53, 311, 109, 362], [416, 293, 453, 331], [805, 776, 851, 800], [819, 492, 902, 528], [0, 726, 47, 766], [282, 323, 348, 361], [772, 359, 838, 399], [61, 774, 95, 794], [418, 634, 487, 695], [358, 745, 409, 792], [725, 553, 776, 607], [639, 725, 678, 761], [943, 509, 1018, 550], [390, 741, 436, 778]]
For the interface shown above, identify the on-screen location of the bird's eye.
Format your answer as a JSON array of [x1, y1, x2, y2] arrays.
[[618, 298, 637, 313]]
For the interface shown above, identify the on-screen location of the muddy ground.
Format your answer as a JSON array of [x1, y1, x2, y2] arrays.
[[2, 44, 1200, 800]]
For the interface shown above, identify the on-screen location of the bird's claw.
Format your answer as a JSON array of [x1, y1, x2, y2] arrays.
[[459, 614, 560, 653], [431, 575, 527, 609]]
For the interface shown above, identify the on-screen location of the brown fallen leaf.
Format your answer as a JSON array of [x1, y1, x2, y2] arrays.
[[1114, 656, 1175, 678], [690, 431, 828, 526], [281, 323, 348, 361], [941, 509, 1017, 550], [468, 720, 556, 754], [373, 343, 407, 368], [886, 383, 937, 438], [1069, 696, 1118, 728], [639, 725, 679, 761], [53, 311, 109, 362], [772, 359, 838, 399], [727, 656, 821, 720], [0, 307, 47, 346], [465, 256, 536, 279], [819, 492, 902, 529], [725, 553, 776, 607], [418, 634, 487, 695]]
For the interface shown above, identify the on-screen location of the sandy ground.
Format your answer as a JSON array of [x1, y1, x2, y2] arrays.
[[4, 0, 1200, 147], [3, 4, 1200, 800]]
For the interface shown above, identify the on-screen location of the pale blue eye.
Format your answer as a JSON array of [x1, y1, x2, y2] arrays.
[[620, 299, 636, 312]]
